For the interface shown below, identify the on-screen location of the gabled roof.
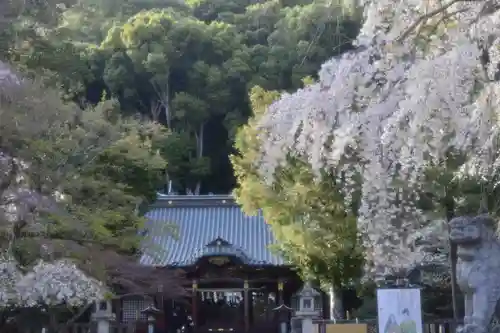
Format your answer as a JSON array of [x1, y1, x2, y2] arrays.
[[139, 195, 285, 267]]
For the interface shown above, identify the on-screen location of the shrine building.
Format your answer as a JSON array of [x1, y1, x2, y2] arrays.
[[120, 194, 331, 333]]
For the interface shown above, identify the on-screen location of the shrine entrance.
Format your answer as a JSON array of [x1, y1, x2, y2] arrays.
[[141, 195, 321, 333], [187, 271, 293, 333], [197, 290, 244, 333]]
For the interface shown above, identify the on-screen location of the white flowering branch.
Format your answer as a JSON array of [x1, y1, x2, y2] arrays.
[[0, 255, 106, 311], [16, 259, 106, 308]]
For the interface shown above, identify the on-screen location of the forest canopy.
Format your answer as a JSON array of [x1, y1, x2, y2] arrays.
[[2, 0, 360, 195]]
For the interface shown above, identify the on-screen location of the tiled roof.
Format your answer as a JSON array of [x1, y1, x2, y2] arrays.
[[139, 195, 285, 267]]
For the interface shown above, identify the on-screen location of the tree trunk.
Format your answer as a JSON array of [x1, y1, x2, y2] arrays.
[[329, 285, 344, 320], [160, 73, 171, 128], [163, 86, 171, 129], [194, 122, 205, 195], [0, 156, 17, 196], [198, 123, 204, 159], [444, 194, 458, 321], [151, 69, 171, 127], [48, 311, 58, 333], [150, 99, 161, 122], [165, 172, 172, 194]]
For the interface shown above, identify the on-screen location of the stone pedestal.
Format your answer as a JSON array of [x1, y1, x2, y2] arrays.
[[148, 320, 154, 333], [273, 303, 293, 333], [141, 305, 161, 333], [92, 300, 115, 333], [295, 310, 321, 333]]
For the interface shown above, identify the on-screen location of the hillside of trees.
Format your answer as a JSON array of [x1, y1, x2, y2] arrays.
[[2, 0, 360, 195]]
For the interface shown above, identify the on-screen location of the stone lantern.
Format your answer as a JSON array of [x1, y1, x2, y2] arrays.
[[296, 281, 320, 316], [91, 300, 115, 333], [295, 282, 320, 333], [273, 304, 293, 333], [141, 305, 162, 333]]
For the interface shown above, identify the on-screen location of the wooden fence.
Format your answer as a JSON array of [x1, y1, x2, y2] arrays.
[[16, 318, 461, 333], [311, 319, 461, 333]]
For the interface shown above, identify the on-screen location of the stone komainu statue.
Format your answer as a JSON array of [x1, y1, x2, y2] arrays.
[[449, 215, 500, 333]]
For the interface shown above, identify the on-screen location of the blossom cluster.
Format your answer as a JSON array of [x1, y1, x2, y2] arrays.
[[255, 0, 500, 278], [0, 256, 106, 308]]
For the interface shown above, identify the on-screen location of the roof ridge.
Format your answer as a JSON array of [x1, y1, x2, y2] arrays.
[[140, 204, 286, 267], [151, 194, 237, 208], [156, 193, 234, 200]]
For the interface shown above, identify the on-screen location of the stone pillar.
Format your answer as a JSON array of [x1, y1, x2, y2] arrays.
[[302, 317, 314, 333], [141, 305, 162, 333], [92, 300, 115, 333], [192, 280, 198, 331], [147, 314, 155, 333], [244, 280, 250, 333], [273, 304, 293, 333]]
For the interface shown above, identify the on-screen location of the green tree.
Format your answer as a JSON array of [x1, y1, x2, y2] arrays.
[[99, 9, 251, 193], [232, 86, 363, 318], [263, 1, 359, 88], [0, 70, 184, 330]]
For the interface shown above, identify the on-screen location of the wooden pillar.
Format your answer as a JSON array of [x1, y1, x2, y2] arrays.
[[192, 280, 198, 331], [276, 280, 288, 333], [114, 297, 122, 323], [244, 280, 250, 333], [277, 280, 284, 305], [321, 290, 328, 319]]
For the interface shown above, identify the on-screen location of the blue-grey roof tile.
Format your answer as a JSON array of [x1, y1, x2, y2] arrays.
[[139, 195, 285, 266]]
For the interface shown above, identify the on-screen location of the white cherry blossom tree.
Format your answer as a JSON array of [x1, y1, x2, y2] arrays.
[[254, 0, 500, 279], [16, 259, 106, 308]]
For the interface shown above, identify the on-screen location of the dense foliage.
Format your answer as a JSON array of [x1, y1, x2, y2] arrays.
[[4, 0, 360, 195], [244, 0, 500, 283]]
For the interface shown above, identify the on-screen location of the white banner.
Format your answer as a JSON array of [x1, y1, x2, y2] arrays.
[[377, 288, 423, 333]]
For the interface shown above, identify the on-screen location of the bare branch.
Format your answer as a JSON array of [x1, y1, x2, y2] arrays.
[[397, 0, 484, 42]]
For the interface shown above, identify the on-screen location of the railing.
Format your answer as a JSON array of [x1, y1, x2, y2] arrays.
[[21, 321, 135, 333], [16, 318, 462, 333], [312, 319, 462, 333]]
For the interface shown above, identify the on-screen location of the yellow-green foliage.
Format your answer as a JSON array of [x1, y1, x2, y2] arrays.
[[232, 86, 363, 288]]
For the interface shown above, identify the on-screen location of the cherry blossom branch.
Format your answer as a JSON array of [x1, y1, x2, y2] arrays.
[[426, 8, 469, 37], [396, 0, 485, 42]]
